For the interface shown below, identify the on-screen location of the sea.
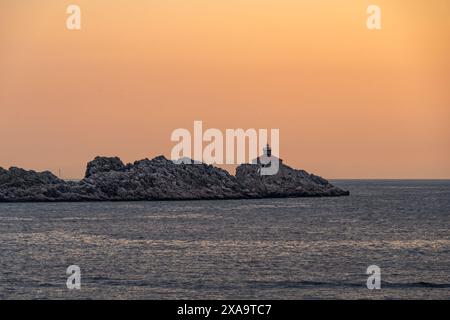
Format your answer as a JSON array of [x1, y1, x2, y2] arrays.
[[0, 180, 449, 299]]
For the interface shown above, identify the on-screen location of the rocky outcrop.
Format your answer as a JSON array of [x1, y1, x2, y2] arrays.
[[236, 163, 349, 198], [85, 156, 125, 178], [0, 167, 65, 202], [0, 156, 349, 202]]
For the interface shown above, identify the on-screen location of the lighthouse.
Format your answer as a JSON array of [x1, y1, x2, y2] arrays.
[[252, 143, 282, 168], [263, 143, 272, 157]]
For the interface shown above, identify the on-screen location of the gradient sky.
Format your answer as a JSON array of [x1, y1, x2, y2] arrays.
[[1, 0, 449, 179]]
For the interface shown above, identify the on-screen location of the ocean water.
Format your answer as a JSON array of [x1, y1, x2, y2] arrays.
[[0, 180, 449, 300]]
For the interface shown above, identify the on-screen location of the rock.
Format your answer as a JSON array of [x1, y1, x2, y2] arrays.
[[0, 166, 64, 202], [236, 163, 349, 197], [85, 156, 125, 178], [0, 156, 349, 202]]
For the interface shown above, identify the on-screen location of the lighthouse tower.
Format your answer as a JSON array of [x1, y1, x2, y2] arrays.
[[263, 143, 271, 157], [252, 143, 281, 167]]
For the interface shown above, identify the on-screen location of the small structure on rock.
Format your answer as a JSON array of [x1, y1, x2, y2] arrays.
[[252, 143, 282, 168]]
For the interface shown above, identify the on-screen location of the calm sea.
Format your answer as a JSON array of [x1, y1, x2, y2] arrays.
[[0, 180, 449, 299]]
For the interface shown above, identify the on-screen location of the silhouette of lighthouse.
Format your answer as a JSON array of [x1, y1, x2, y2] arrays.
[[263, 143, 271, 157], [253, 142, 281, 168]]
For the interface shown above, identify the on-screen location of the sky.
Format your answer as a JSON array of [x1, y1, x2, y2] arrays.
[[0, 0, 449, 179]]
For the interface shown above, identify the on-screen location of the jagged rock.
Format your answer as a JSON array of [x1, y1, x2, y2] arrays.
[[236, 163, 349, 197], [0, 156, 349, 202], [85, 156, 125, 178], [0, 166, 64, 201]]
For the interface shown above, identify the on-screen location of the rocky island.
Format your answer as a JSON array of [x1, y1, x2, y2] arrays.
[[0, 155, 349, 202]]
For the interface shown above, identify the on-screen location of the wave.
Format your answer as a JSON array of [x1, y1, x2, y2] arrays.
[[245, 280, 450, 289]]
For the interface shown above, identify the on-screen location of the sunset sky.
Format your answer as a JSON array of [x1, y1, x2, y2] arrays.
[[1, 0, 449, 179]]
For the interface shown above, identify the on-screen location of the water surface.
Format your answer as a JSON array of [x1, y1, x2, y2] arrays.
[[0, 180, 449, 299]]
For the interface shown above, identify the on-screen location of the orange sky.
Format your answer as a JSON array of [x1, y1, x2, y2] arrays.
[[1, 0, 449, 179]]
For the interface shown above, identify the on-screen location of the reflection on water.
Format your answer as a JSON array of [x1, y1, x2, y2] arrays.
[[0, 180, 449, 299]]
